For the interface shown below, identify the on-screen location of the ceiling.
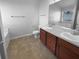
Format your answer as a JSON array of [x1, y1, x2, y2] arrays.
[[0, 0, 77, 8], [49, 0, 61, 4], [50, 0, 77, 8], [0, 0, 40, 5]]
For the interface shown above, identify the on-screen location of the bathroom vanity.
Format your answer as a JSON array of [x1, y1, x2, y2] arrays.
[[40, 26, 79, 59]]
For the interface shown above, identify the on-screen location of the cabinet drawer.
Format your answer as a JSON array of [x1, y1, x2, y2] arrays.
[[47, 32, 56, 38]]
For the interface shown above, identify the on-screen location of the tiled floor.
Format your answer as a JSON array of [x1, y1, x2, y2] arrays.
[[7, 36, 57, 59]]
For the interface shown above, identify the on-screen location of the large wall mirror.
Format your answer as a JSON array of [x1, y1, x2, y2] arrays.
[[49, 0, 77, 28]]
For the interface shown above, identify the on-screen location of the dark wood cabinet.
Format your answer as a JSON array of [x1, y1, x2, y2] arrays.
[[57, 38, 79, 59], [47, 32, 56, 54], [40, 28, 79, 59], [40, 29, 47, 45], [56, 38, 59, 57], [40, 29, 57, 54]]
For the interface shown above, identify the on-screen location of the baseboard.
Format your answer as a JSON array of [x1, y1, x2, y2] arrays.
[[11, 33, 33, 40]]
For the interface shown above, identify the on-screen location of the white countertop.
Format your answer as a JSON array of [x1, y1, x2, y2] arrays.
[[40, 25, 79, 47]]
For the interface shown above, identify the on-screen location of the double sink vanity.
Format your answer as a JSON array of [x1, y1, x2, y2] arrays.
[[40, 25, 79, 59]]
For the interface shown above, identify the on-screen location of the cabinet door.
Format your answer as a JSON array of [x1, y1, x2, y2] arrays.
[[59, 46, 72, 59], [59, 46, 79, 59], [47, 32, 56, 54], [58, 39, 79, 59], [56, 39, 59, 57], [40, 29, 46, 45]]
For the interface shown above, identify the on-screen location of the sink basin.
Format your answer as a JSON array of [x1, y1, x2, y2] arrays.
[[60, 32, 79, 42], [71, 30, 79, 35]]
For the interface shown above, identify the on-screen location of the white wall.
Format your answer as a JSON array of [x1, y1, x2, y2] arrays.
[[0, 55, 1, 59], [49, 5, 61, 26], [77, 11, 79, 24], [0, 0, 39, 39], [39, 0, 49, 27], [76, 10, 79, 29]]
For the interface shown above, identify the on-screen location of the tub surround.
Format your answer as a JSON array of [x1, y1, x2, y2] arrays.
[[3, 29, 10, 49]]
